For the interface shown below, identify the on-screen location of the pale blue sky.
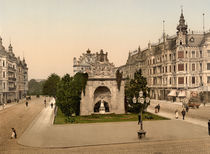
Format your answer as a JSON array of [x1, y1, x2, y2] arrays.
[[0, 0, 210, 79]]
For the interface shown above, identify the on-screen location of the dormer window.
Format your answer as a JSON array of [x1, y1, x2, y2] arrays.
[[189, 37, 194, 42]]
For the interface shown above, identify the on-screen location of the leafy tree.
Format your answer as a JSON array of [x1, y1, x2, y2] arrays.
[[56, 72, 88, 117], [28, 79, 45, 95], [42, 73, 60, 97], [125, 69, 149, 113]]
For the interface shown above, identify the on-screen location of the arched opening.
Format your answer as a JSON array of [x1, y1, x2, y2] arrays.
[[93, 86, 111, 113]]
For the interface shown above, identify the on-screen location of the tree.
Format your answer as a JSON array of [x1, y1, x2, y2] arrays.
[[42, 73, 60, 97], [28, 79, 45, 95], [56, 72, 88, 117], [125, 69, 149, 113]]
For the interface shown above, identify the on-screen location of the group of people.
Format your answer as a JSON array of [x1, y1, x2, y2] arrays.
[[175, 108, 187, 120], [44, 99, 54, 108]]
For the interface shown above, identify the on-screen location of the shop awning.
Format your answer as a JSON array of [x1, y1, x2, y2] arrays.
[[168, 90, 177, 97], [178, 91, 186, 97]]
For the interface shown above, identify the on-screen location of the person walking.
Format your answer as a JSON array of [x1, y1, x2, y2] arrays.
[[157, 104, 160, 112], [186, 105, 189, 112], [2, 103, 6, 110], [11, 128, 17, 139], [181, 108, 186, 120], [25, 101, 28, 107], [175, 109, 179, 119]]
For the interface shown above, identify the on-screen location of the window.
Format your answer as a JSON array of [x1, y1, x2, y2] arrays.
[[186, 64, 187, 71], [186, 77, 187, 84], [200, 76, 202, 84], [178, 51, 184, 58], [207, 77, 210, 83], [169, 54, 172, 60], [178, 77, 184, 84], [192, 64, 195, 71], [3, 82, 5, 89], [165, 66, 167, 73], [200, 51, 202, 58], [186, 51, 188, 57], [200, 63, 202, 71], [170, 77, 172, 84], [169, 65, 171, 72], [3, 72, 5, 78], [178, 64, 184, 71], [174, 65, 176, 72], [3, 61, 5, 67], [208, 50, 210, 57], [192, 51, 195, 58], [192, 76, 195, 84], [207, 63, 210, 70], [162, 67, 164, 73]]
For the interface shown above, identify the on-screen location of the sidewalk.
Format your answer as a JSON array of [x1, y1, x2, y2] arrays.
[[0, 99, 25, 111], [148, 99, 210, 128], [18, 99, 209, 148]]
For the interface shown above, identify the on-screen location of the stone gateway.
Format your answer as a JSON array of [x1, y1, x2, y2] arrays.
[[76, 49, 125, 115]]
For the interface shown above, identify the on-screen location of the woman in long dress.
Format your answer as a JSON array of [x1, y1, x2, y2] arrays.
[[175, 109, 179, 119]]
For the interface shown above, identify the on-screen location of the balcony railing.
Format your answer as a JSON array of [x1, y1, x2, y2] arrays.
[[8, 77, 16, 81], [9, 86, 16, 91], [8, 66, 16, 71]]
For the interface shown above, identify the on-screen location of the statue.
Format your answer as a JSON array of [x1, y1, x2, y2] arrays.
[[99, 98, 105, 114]]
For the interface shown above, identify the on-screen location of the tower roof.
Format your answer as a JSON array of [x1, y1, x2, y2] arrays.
[[177, 8, 188, 34]]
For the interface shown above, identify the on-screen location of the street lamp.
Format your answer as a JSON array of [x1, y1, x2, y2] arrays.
[[132, 90, 150, 138]]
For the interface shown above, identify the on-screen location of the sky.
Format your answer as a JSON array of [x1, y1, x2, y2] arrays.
[[0, 0, 210, 79]]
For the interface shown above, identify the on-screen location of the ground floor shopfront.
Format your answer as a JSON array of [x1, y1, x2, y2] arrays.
[[0, 90, 27, 104], [149, 86, 210, 103]]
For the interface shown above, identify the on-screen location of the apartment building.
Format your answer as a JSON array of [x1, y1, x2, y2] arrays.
[[119, 10, 210, 102], [0, 36, 28, 104]]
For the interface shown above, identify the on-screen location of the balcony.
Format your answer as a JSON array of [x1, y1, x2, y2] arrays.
[[9, 86, 16, 91], [8, 77, 16, 81], [8, 66, 16, 72]]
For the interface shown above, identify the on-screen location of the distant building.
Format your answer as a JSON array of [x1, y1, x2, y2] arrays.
[[119, 10, 210, 102], [0, 36, 28, 103]]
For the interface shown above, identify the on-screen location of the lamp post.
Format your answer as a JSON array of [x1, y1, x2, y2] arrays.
[[133, 90, 150, 138]]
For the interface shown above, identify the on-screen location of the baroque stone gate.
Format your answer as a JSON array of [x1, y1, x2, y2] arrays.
[[79, 50, 125, 115]]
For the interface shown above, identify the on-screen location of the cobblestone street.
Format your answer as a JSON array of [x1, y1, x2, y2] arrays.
[[1, 97, 210, 154]]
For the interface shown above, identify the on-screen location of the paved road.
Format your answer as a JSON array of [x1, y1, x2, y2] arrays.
[[0, 96, 48, 152], [1, 97, 210, 154]]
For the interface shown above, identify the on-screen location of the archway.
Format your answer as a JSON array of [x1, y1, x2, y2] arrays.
[[93, 86, 111, 113]]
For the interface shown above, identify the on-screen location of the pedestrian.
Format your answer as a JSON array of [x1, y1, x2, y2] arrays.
[[186, 105, 189, 112], [181, 108, 186, 120], [11, 128, 17, 139], [155, 105, 158, 113], [175, 109, 179, 119], [157, 104, 160, 112], [50, 103, 53, 108], [2, 103, 6, 110], [25, 101, 28, 107]]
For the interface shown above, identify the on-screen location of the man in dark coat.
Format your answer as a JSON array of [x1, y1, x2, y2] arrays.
[[181, 109, 186, 120]]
